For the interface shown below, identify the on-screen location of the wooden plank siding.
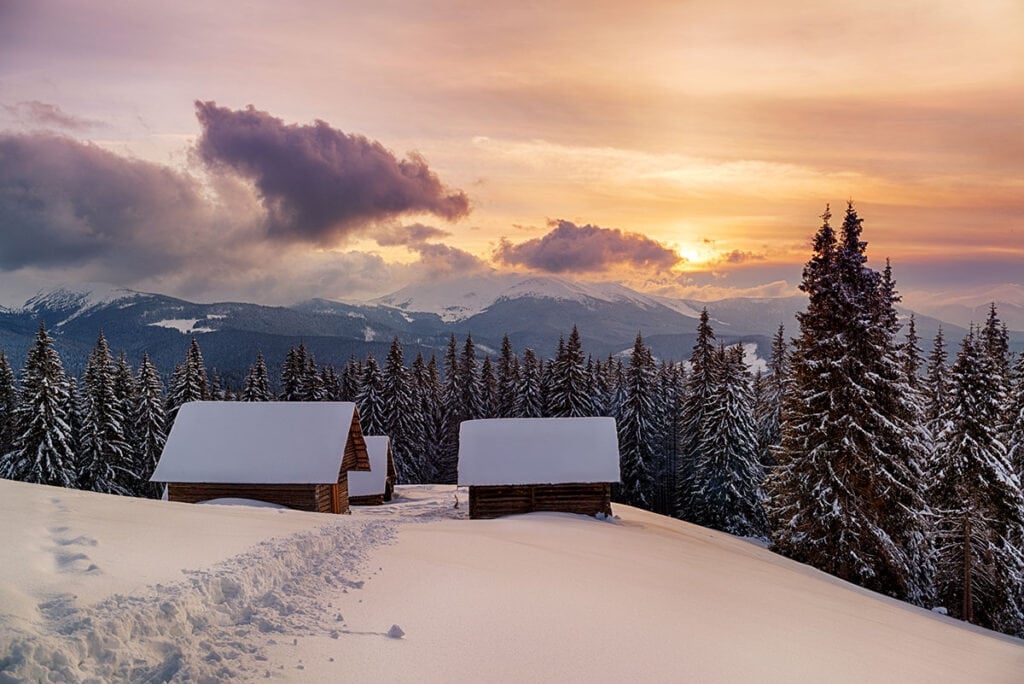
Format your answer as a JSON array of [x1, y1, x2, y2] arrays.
[[349, 493, 385, 506], [342, 413, 371, 474], [168, 478, 350, 514], [468, 483, 612, 519]]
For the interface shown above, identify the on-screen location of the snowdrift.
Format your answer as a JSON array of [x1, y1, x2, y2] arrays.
[[0, 479, 1021, 682]]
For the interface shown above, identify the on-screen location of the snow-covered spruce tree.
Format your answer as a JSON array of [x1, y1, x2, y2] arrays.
[[2, 323, 77, 487], [755, 324, 788, 469], [613, 333, 659, 509], [406, 352, 436, 483], [513, 348, 544, 418], [381, 338, 420, 483], [1009, 352, 1024, 479], [416, 353, 447, 483], [355, 353, 386, 437], [322, 364, 341, 401], [689, 344, 768, 537], [0, 351, 17, 456], [133, 353, 167, 497], [765, 203, 928, 603], [242, 351, 272, 401], [340, 356, 362, 402], [651, 361, 684, 516], [112, 351, 138, 450], [677, 307, 717, 519], [925, 328, 951, 434], [301, 353, 327, 401], [458, 334, 485, 423], [437, 334, 462, 484], [981, 304, 1012, 399], [279, 343, 308, 401], [497, 334, 518, 418], [208, 368, 224, 401], [928, 331, 1024, 634], [546, 325, 594, 418], [166, 337, 208, 425], [480, 355, 498, 419], [79, 332, 133, 494]]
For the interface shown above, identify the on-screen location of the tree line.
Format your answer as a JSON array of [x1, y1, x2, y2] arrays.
[[0, 202, 1022, 637]]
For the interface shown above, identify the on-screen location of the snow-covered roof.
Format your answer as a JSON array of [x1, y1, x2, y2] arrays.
[[152, 401, 363, 484], [457, 417, 621, 486], [349, 436, 392, 497]]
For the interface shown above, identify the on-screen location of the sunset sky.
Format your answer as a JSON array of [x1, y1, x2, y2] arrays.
[[1, 0, 1021, 307]]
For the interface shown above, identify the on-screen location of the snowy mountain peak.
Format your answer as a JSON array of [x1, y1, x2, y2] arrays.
[[21, 283, 149, 326], [369, 273, 701, 322]]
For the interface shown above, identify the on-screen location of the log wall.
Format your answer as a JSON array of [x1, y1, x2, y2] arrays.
[[468, 483, 612, 519], [349, 493, 385, 506], [168, 480, 350, 514]]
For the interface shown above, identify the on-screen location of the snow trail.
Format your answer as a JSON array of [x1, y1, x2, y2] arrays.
[[1, 519, 396, 682]]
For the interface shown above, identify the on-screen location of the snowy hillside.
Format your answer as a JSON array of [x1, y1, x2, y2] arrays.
[[21, 283, 149, 325], [371, 273, 703, 322], [1, 480, 1021, 682]]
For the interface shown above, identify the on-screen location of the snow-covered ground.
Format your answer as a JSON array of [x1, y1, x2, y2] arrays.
[[1, 479, 1021, 682]]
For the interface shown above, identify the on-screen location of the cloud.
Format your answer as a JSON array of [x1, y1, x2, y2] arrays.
[[493, 219, 681, 274], [193, 101, 470, 244], [409, 242, 489, 277], [374, 222, 451, 247], [722, 250, 766, 264], [0, 131, 229, 276], [2, 101, 102, 131]]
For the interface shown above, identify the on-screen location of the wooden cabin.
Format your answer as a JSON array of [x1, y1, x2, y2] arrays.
[[349, 435, 397, 506], [457, 417, 621, 520], [151, 401, 370, 514]]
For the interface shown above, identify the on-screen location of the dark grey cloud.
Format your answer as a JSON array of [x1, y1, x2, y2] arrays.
[[375, 222, 451, 247], [2, 101, 102, 131], [0, 132, 211, 274], [194, 101, 470, 244], [494, 219, 681, 273]]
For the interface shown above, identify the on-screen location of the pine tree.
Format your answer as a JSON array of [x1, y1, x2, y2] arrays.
[[418, 353, 447, 483], [78, 332, 133, 494], [755, 324, 788, 468], [652, 360, 684, 515], [242, 351, 272, 401], [980, 304, 1011, 396], [381, 338, 420, 483], [929, 331, 1024, 634], [280, 343, 308, 401], [689, 345, 768, 537], [437, 335, 462, 484], [925, 328, 951, 433], [497, 334, 518, 418], [614, 333, 659, 509], [546, 325, 594, 418], [340, 356, 362, 402], [678, 308, 717, 518], [406, 353, 435, 483], [766, 203, 927, 603], [1, 323, 77, 487], [459, 334, 485, 422], [133, 353, 167, 497], [1008, 352, 1024, 479], [479, 355, 498, 419], [0, 351, 17, 456], [166, 337, 208, 425], [208, 368, 224, 401], [513, 348, 544, 418], [355, 353, 386, 436], [301, 353, 327, 401]]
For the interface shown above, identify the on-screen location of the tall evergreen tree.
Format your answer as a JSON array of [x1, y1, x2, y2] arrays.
[[79, 332, 132, 494], [340, 356, 362, 402], [1008, 352, 1024, 479], [678, 308, 717, 518], [1, 323, 77, 487], [458, 334, 485, 422], [496, 334, 518, 418], [925, 328, 951, 432], [689, 345, 768, 537], [301, 353, 327, 401], [614, 333, 659, 509], [766, 204, 927, 603], [133, 353, 167, 497], [166, 337, 208, 425], [437, 334, 462, 484], [652, 361, 684, 515], [280, 343, 308, 401], [355, 353, 386, 437], [513, 348, 544, 418], [546, 325, 594, 417], [418, 353, 447, 483], [0, 351, 17, 456], [381, 338, 419, 483], [929, 331, 1024, 634], [242, 351, 272, 401], [479, 355, 498, 419], [755, 324, 788, 468]]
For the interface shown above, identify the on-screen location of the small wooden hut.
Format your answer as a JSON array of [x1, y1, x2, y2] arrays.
[[349, 436, 397, 506], [151, 401, 370, 514], [458, 417, 621, 520]]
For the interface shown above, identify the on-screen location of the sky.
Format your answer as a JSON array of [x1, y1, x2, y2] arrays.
[[0, 0, 1021, 307]]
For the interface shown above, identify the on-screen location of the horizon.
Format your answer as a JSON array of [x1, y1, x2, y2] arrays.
[[1, 1, 1022, 309]]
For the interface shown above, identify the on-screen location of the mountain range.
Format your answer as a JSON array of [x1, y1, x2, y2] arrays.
[[0, 275, 1020, 388]]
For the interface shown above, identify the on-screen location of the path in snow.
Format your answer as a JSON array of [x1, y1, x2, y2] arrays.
[[0, 483, 466, 682]]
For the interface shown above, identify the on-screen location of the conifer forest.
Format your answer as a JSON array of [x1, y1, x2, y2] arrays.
[[1, 204, 1023, 637]]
